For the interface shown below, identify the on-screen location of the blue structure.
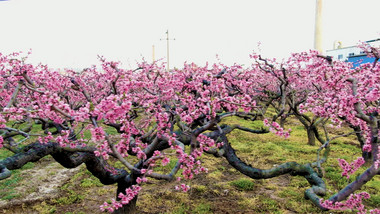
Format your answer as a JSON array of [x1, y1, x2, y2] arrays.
[[326, 38, 380, 68], [348, 54, 377, 68]]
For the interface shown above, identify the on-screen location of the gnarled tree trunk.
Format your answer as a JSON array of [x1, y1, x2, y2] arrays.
[[306, 127, 316, 146]]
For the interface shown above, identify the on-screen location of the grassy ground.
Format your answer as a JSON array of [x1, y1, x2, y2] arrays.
[[0, 116, 379, 214]]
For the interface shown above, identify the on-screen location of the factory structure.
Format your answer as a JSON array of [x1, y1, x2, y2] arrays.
[[314, 0, 379, 67], [326, 39, 380, 67]]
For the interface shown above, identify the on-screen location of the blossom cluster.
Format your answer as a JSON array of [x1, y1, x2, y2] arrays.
[[338, 157, 366, 179], [375, 145, 380, 169], [100, 185, 141, 212], [263, 119, 291, 138], [0, 47, 379, 213], [176, 146, 207, 180], [175, 183, 191, 192], [320, 192, 380, 214]]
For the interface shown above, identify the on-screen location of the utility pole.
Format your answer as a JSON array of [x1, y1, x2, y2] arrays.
[[160, 30, 175, 71], [314, 0, 323, 53], [152, 45, 155, 63]]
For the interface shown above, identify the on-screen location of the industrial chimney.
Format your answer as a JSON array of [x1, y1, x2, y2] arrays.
[[314, 0, 323, 53]]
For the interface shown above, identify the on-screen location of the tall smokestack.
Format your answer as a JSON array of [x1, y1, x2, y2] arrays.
[[314, 0, 323, 53]]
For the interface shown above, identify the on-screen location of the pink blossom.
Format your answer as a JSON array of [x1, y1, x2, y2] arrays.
[[338, 157, 365, 179], [136, 177, 147, 184], [320, 192, 371, 213], [90, 127, 105, 142], [175, 183, 190, 192], [162, 157, 170, 166], [100, 185, 141, 212]]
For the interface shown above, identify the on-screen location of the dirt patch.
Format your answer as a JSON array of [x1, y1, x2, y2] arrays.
[[0, 156, 299, 213], [255, 175, 290, 202], [0, 162, 81, 212]]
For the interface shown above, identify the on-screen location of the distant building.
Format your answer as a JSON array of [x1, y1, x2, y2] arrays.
[[326, 38, 380, 67]]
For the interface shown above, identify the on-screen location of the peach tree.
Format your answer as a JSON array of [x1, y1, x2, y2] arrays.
[[0, 48, 379, 213]]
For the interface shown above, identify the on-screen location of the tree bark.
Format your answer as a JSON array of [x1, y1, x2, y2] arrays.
[[113, 196, 138, 214], [353, 126, 372, 161], [280, 115, 286, 128], [307, 127, 316, 146], [113, 179, 138, 214]]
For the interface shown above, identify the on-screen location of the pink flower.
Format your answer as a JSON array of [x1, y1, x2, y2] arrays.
[[100, 185, 141, 212], [338, 157, 365, 179], [175, 183, 190, 192], [136, 177, 147, 184], [90, 127, 105, 142], [162, 157, 170, 166], [320, 192, 371, 213]]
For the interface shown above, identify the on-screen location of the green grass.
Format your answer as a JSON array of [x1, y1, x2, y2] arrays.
[[169, 202, 212, 214], [192, 185, 207, 193], [252, 196, 281, 213], [170, 203, 190, 214], [0, 162, 35, 200], [192, 203, 212, 214], [0, 149, 13, 160], [154, 158, 179, 172], [218, 114, 380, 213], [80, 177, 103, 188], [53, 189, 84, 205], [32, 201, 57, 214], [52, 169, 95, 205], [1, 113, 380, 213], [230, 178, 255, 191]]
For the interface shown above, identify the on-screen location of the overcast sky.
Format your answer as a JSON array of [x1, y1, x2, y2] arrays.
[[0, 0, 379, 69]]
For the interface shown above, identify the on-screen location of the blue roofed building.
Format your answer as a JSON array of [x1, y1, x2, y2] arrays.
[[326, 38, 380, 67], [347, 54, 378, 67]]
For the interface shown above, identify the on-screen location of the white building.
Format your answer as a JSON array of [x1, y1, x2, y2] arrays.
[[326, 39, 380, 61]]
